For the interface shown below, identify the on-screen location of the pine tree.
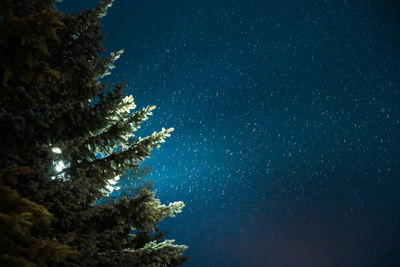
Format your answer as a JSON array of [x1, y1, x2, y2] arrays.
[[98, 166, 154, 206], [0, 0, 188, 266]]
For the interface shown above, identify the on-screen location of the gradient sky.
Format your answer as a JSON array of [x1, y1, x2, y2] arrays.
[[60, 1, 400, 266]]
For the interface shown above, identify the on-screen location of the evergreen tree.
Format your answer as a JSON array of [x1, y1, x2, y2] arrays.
[[98, 166, 154, 206], [0, 0, 188, 266]]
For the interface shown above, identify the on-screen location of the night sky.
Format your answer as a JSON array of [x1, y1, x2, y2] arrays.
[[60, 1, 400, 266]]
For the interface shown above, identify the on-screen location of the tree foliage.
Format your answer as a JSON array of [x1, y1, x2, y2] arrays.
[[0, 0, 188, 265]]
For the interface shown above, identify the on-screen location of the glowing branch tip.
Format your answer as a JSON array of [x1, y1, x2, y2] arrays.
[[51, 147, 62, 154]]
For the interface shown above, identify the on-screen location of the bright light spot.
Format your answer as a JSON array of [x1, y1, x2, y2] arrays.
[[108, 179, 117, 185], [108, 175, 120, 185], [55, 161, 65, 172], [106, 184, 120, 193], [51, 147, 62, 154], [105, 175, 121, 193], [106, 184, 114, 192]]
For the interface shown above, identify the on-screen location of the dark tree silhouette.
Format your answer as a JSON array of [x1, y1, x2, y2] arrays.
[[0, 0, 188, 266]]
